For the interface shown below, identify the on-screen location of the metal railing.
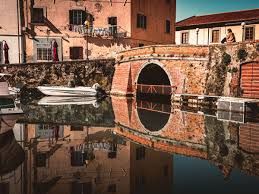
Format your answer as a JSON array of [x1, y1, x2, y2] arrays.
[[137, 100, 172, 114], [136, 84, 177, 95], [68, 25, 127, 38]]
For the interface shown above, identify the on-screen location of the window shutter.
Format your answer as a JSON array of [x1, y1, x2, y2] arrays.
[[0, 42, 2, 64], [108, 17, 112, 25], [70, 47, 73, 59], [69, 10, 73, 24], [137, 14, 140, 28], [143, 16, 147, 29], [82, 11, 87, 25], [79, 47, 83, 59]]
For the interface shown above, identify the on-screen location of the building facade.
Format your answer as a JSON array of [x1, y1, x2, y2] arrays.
[[20, 0, 176, 63], [0, 0, 23, 64], [1, 123, 173, 194], [175, 9, 259, 45]]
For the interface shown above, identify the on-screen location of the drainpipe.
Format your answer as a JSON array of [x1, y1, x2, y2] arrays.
[[207, 28, 210, 45], [17, 0, 21, 63]]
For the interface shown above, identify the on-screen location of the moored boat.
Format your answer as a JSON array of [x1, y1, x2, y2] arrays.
[[37, 83, 101, 97], [37, 96, 100, 107]]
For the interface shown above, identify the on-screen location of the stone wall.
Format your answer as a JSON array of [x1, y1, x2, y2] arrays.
[[0, 59, 115, 91], [207, 42, 259, 97]]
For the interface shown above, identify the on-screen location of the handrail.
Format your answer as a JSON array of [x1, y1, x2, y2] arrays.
[[136, 84, 177, 95]]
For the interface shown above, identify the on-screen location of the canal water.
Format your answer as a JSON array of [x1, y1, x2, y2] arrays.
[[1, 96, 259, 194]]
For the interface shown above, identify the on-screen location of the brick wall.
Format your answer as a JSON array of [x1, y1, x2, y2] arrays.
[[111, 42, 259, 98]]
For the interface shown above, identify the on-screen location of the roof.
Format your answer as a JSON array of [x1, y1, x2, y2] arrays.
[[176, 8, 259, 29]]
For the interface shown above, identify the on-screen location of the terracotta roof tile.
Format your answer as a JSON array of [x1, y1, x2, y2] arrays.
[[176, 8, 259, 28]]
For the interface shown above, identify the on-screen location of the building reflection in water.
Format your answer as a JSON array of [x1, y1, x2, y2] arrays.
[[0, 122, 173, 194], [112, 96, 259, 179], [1, 97, 259, 194]]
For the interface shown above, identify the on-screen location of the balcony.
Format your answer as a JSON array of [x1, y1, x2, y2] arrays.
[[68, 25, 127, 38]]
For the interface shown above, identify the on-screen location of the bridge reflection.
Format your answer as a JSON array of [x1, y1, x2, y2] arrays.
[[112, 96, 259, 178]]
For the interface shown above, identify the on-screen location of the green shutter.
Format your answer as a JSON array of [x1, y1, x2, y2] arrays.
[[69, 10, 73, 24]]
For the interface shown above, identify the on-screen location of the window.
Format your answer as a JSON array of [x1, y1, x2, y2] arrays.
[[136, 146, 145, 160], [71, 182, 92, 194], [36, 43, 52, 61], [108, 17, 117, 36], [166, 20, 171, 33], [32, 8, 44, 23], [107, 184, 116, 192], [36, 153, 47, 167], [0, 41, 3, 64], [181, 32, 189, 44], [0, 183, 9, 194], [245, 26, 255, 41], [70, 47, 83, 60], [71, 150, 87, 166], [71, 125, 84, 131], [212, 29, 220, 43], [135, 176, 146, 192], [137, 14, 147, 29], [69, 10, 86, 25]]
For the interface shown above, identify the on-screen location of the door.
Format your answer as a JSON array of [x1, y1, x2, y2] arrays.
[[241, 62, 259, 98]]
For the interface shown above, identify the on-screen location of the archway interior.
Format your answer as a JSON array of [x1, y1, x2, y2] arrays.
[[137, 63, 170, 85], [137, 108, 170, 132]]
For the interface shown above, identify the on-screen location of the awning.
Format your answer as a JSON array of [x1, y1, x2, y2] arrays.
[[0, 127, 25, 176]]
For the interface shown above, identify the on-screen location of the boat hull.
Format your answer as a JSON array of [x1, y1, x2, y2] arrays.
[[37, 86, 97, 97], [38, 96, 99, 106]]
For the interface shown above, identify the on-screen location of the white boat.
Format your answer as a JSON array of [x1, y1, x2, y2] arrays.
[[38, 96, 100, 107], [37, 84, 101, 97]]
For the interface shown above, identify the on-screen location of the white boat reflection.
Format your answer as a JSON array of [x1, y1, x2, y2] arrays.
[[37, 96, 100, 108]]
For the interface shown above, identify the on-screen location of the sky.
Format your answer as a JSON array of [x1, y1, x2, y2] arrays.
[[176, 0, 259, 21]]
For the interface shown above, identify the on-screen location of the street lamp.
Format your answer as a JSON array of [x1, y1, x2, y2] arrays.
[[241, 22, 246, 42], [196, 28, 199, 45]]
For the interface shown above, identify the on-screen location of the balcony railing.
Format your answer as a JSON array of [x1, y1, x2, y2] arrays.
[[68, 25, 127, 38]]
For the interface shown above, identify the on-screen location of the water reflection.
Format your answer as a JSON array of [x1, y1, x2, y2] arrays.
[[0, 115, 25, 176], [1, 96, 259, 194], [137, 100, 171, 131]]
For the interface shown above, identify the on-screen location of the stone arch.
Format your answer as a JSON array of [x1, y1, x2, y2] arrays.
[[135, 60, 173, 86], [135, 103, 174, 135]]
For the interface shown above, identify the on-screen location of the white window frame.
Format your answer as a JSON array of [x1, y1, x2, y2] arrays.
[[244, 25, 255, 41], [211, 28, 221, 44], [181, 31, 189, 44], [36, 43, 52, 62]]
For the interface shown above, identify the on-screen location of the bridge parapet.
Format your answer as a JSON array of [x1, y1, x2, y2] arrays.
[[117, 45, 210, 63]]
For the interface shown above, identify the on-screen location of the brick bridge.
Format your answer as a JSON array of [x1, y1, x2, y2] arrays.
[[111, 43, 259, 98], [111, 96, 259, 177]]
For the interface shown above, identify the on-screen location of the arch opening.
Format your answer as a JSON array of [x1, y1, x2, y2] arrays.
[[136, 63, 172, 101], [137, 108, 170, 132], [137, 63, 171, 85]]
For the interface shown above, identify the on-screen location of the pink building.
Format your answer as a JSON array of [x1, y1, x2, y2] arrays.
[[21, 0, 176, 62]]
